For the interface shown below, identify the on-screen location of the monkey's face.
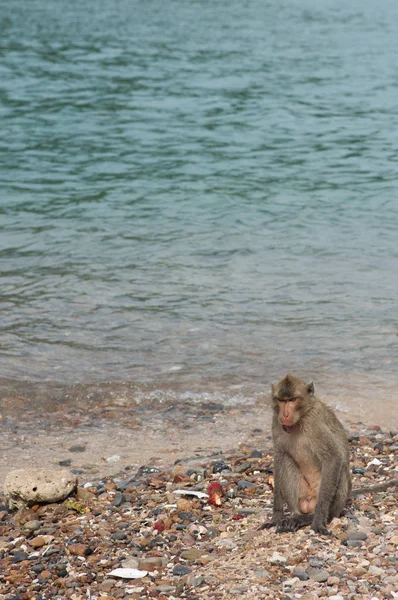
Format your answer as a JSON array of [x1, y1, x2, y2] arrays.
[[276, 398, 301, 431], [272, 375, 314, 433]]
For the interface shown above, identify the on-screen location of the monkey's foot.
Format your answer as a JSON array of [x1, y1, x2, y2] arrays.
[[276, 514, 313, 533]]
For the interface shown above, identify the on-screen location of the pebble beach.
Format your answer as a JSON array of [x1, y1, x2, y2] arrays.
[[1, 421, 397, 600]]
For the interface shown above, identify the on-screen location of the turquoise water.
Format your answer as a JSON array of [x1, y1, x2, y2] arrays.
[[1, 0, 398, 411]]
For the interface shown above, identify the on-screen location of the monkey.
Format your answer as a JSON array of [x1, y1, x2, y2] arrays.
[[260, 374, 352, 536], [259, 375, 398, 535]]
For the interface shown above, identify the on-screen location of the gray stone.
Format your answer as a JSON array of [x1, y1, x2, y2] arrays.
[[237, 480, 255, 490], [4, 469, 77, 508], [156, 585, 176, 593], [186, 574, 205, 587], [347, 529, 368, 541], [23, 520, 41, 533], [254, 569, 270, 579], [347, 540, 363, 547], [307, 567, 330, 582], [293, 568, 309, 581]]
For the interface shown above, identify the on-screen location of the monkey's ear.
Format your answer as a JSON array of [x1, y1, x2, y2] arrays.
[[307, 382, 314, 396]]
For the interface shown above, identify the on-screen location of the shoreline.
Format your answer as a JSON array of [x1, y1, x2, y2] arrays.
[[0, 420, 397, 599]]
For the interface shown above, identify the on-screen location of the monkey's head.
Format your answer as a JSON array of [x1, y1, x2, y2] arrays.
[[271, 374, 314, 433]]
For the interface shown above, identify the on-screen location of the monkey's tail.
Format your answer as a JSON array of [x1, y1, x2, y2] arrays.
[[351, 478, 398, 497]]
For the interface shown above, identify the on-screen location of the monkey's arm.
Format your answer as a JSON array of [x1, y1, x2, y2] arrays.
[[258, 453, 285, 530], [352, 478, 398, 497]]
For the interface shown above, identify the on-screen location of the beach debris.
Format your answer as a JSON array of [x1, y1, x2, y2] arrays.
[[207, 481, 223, 506]]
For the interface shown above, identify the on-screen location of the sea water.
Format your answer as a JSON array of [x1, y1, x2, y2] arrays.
[[1, 0, 398, 423]]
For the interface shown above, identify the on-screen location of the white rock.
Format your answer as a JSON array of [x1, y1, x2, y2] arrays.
[[106, 455, 121, 463], [4, 468, 77, 508], [268, 551, 287, 565]]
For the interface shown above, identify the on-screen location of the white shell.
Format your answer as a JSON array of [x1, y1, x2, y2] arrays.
[[108, 568, 148, 579]]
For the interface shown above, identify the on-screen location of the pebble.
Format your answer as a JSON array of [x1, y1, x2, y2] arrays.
[[293, 568, 309, 581], [347, 529, 368, 540], [307, 568, 330, 582], [173, 564, 192, 576]]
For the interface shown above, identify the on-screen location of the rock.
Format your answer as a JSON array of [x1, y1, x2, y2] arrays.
[[186, 574, 205, 587], [4, 469, 77, 508], [268, 552, 287, 565], [69, 543, 88, 556], [121, 558, 140, 569], [254, 569, 270, 579], [111, 531, 127, 541], [180, 549, 210, 562], [237, 480, 255, 490], [29, 536, 46, 548], [156, 585, 176, 594], [212, 461, 230, 473], [12, 551, 29, 563], [68, 445, 86, 453], [347, 529, 368, 540], [173, 564, 191, 576], [76, 487, 96, 502], [106, 455, 121, 463], [236, 462, 252, 473], [307, 567, 329, 582], [327, 576, 340, 586], [138, 557, 164, 571], [293, 568, 309, 581], [346, 540, 362, 547], [23, 520, 41, 533], [59, 459, 72, 467]]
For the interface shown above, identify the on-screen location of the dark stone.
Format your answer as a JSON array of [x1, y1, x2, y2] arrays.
[[173, 564, 192, 576], [70, 469, 84, 475], [212, 461, 230, 473], [249, 450, 263, 458], [237, 480, 255, 490], [68, 445, 86, 453], [31, 564, 45, 573], [59, 459, 72, 467], [116, 478, 143, 491], [12, 551, 29, 563], [178, 511, 194, 521], [111, 532, 128, 541], [352, 467, 365, 474], [113, 491, 126, 507]]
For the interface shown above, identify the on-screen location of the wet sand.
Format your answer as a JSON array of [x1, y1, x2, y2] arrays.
[[1, 376, 397, 486]]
